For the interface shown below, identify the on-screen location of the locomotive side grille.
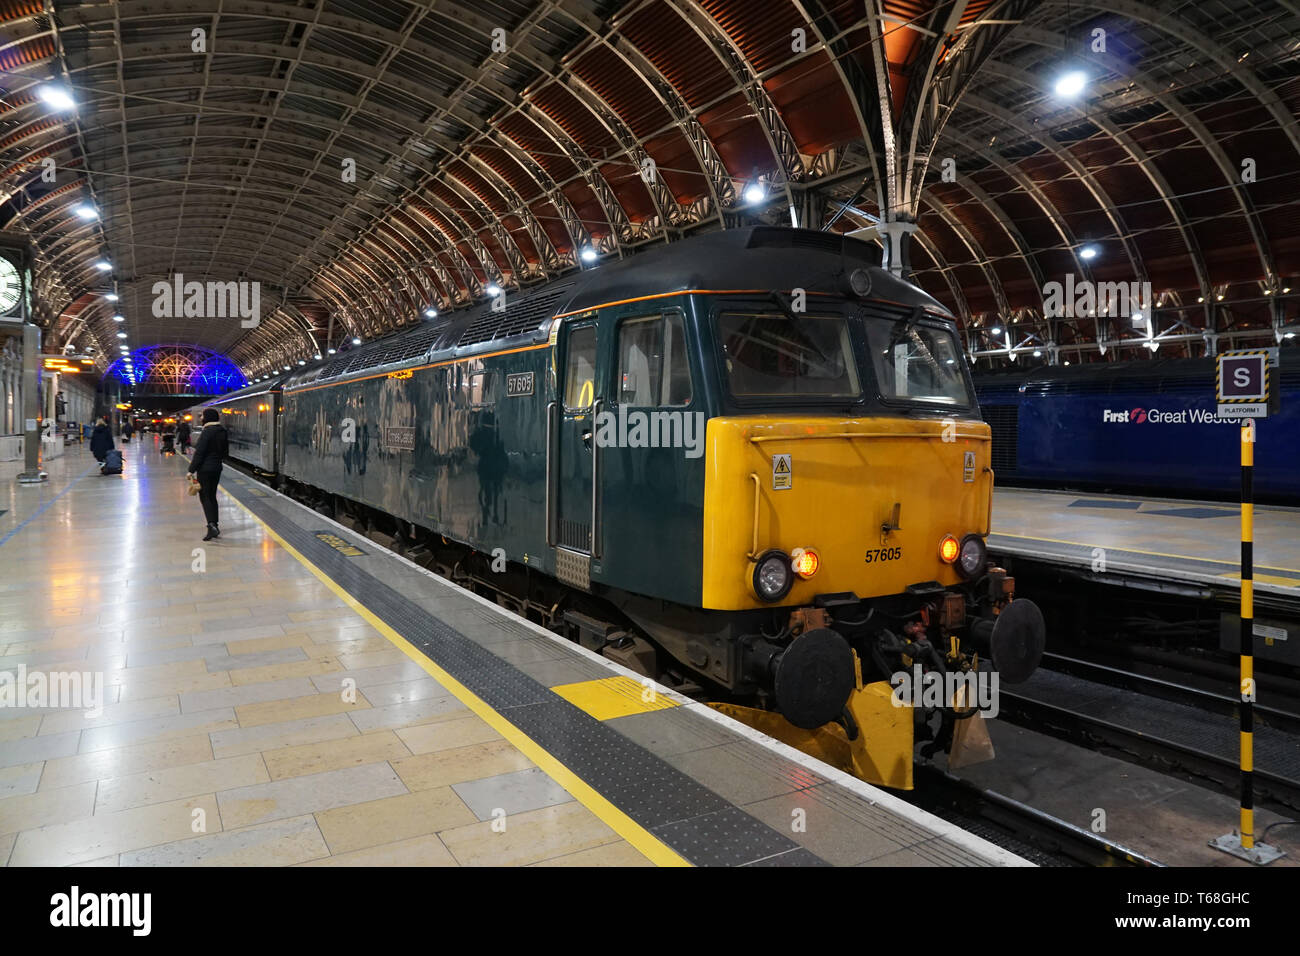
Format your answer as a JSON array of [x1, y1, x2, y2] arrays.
[[558, 518, 591, 551], [457, 283, 575, 347], [981, 404, 1019, 474]]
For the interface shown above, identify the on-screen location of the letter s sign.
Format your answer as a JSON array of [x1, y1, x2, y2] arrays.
[[1234, 367, 1251, 388]]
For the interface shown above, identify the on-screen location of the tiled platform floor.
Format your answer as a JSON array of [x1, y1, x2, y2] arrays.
[[0, 437, 651, 866], [990, 488, 1300, 596]]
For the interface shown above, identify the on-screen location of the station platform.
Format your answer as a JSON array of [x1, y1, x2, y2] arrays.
[[0, 438, 1025, 868], [989, 488, 1300, 606]]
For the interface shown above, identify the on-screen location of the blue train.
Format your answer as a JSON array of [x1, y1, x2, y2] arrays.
[[973, 355, 1300, 501]]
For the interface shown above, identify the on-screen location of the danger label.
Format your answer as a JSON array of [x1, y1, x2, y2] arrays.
[[772, 453, 792, 490]]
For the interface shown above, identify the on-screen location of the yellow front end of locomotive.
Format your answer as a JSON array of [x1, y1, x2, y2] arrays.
[[701, 415, 993, 610]]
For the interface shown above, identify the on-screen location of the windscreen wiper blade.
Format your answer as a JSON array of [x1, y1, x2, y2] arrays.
[[769, 290, 834, 365]]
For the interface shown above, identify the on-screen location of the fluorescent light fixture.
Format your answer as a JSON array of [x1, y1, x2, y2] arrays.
[[486, 284, 501, 296], [297, 360, 306, 365], [112, 314, 124, 322], [115, 332, 127, 339], [580, 247, 597, 263], [1054, 71, 1087, 98], [74, 205, 98, 220], [105, 293, 118, 302], [743, 181, 765, 203], [424, 308, 438, 318], [1079, 245, 1098, 260], [37, 85, 75, 111], [94, 260, 112, 271]]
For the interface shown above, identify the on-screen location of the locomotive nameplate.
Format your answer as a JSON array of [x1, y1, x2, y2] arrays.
[[384, 426, 415, 451], [506, 371, 534, 397]]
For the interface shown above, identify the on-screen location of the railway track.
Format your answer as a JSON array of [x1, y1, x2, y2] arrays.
[[997, 655, 1300, 813], [905, 764, 1163, 867]]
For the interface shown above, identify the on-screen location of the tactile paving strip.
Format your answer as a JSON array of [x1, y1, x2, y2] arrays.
[[225, 482, 830, 867]]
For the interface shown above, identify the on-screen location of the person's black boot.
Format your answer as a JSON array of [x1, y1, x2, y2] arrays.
[[212, 524, 220, 539], [203, 524, 218, 541]]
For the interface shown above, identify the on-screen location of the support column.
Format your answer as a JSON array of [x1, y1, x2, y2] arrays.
[[876, 219, 918, 279], [17, 323, 46, 484]]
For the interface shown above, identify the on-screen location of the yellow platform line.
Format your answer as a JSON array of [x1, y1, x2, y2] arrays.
[[223, 492, 690, 867], [990, 531, 1300, 577]]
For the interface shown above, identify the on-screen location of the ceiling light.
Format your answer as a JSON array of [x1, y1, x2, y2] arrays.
[[115, 332, 127, 339], [990, 326, 1002, 335], [1079, 245, 1098, 260], [1217, 294, 1224, 301], [313, 353, 321, 360], [743, 181, 766, 203], [1054, 71, 1087, 98], [327, 348, 336, 354], [283, 365, 291, 370], [1131, 311, 1143, 321], [424, 308, 438, 318], [1197, 296, 1205, 303], [1064, 361, 1071, 366], [297, 360, 306, 365], [112, 314, 124, 322], [74, 205, 98, 220], [580, 248, 597, 263], [94, 260, 111, 271], [1032, 349, 1042, 357], [105, 293, 118, 302], [352, 337, 361, 345], [486, 284, 501, 296], [37, 85, 76, 111]]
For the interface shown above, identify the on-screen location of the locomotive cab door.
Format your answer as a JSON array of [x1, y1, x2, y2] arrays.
[[548, 317, 603, 590]]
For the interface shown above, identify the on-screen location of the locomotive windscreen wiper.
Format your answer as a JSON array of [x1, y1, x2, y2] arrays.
[[768, 290, 834, 366]]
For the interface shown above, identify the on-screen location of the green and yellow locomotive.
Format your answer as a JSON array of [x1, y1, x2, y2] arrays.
[[200, 227, 1044, 789]]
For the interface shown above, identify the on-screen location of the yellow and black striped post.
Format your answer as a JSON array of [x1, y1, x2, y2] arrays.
[[1239, 419, 1255, 850]]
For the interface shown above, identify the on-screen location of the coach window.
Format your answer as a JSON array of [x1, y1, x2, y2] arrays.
[[563, 324, 598, 410], [617, 311, 691, 407]]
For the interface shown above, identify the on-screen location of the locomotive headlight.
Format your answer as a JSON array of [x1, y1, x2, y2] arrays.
[[790, 547, 820, 579], [957, 534, 987, 579], [752, 549, 793, 603], [938, 535, 960, 564]]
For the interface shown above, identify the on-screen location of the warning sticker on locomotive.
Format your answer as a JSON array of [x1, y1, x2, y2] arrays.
[[313, 532, 366, 557], [506, 371, 534, 397], [963, 451, 976, 482], [384, 426, 415, 451], [772, 453, 792, 490]]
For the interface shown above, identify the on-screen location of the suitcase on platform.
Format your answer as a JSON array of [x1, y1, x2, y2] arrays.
[[101, 449, 123, 475]]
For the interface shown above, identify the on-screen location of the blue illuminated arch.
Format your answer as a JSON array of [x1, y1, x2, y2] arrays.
[[107, 346, 247, 395]]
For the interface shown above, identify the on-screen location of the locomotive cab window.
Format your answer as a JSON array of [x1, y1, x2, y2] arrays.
[[719, 311, 860, 398], [562, 324, 597, 410], [865, 319, 972, 407], [617, 311, 691, 406]]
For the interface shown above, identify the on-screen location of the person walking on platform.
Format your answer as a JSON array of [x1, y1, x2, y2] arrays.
[[187, 408, 229, 541], [122, 419, 133, 443], [89, 416, 114, 463], [177, 418, 192, 455]]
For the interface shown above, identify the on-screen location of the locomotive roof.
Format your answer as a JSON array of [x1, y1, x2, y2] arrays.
[[275, 226, 950, 391]]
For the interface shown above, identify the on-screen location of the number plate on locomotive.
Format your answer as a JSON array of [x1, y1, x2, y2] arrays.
[[506, 372, 534, 397], [864, 547, 902, 563]]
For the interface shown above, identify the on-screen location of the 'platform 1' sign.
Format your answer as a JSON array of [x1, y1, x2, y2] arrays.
[[1216, 349, 1277, 419]]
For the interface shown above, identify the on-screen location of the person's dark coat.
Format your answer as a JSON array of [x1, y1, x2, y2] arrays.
[[89, 423, 114, 461], [177, 421, 192, 446], [188, 422, 229, 475]]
